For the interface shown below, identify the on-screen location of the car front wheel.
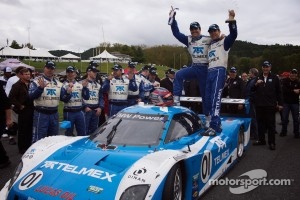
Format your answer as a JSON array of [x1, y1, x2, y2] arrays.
[[237, 126, 245, 159], [162, 164, 183, 200]]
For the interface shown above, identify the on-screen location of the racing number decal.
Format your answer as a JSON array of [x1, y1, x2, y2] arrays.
[[201, 150, 212, 183], [19, 170, 43, 190]]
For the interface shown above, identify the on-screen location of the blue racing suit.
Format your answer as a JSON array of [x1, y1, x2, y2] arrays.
[[127, 74, 143, 106], [29, 75, 63, 143], [138, 74, 154, 104], [83, 80, 104, 134], [102, 76, 137, 117], [61, 80, 90, 136], [205, 21, 238, 131], [171, 20, 211, 115]]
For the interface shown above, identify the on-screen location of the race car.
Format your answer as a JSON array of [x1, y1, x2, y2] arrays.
[[0, 104, 251, 200]]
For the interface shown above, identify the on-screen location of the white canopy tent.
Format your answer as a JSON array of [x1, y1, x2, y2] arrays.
[[90, 49, 119, 62], [60, 53, 80, 60], [0, 58, 35, 70], [0, 47, 57, 59]]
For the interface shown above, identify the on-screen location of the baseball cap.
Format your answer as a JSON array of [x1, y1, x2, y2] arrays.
[[142, 65, 151, 71], [3, 67, 12, 73], [165, 68, 176, 74], [290, 69, 298, 74], [190, 22, 201, 30], [66, 66, 76, 73], [45, 61, 56, 69], [149, 68, 157, 75], [89, 60, 99, 67], [229, 67, 237, 73], [128, 61, 136, 68], [112, 64, 122, 70], [86, 65, 99, 72], [208, 24, 220, 32], [262, 61, 271, 67]]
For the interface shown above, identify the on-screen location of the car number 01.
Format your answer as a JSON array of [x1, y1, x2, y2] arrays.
[[201, 150, 212, 183], [19, 170, 43, 190]]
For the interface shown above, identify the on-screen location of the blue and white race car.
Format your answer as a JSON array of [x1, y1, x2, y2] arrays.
[[0, 104, 251, 200]]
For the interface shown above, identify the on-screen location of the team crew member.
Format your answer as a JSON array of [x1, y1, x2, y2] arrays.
[[160, 68, 176, 94], [204, 10, 238, 135], [61, 66, 90, 136], [0, 67, 12, 86], [29, 61, 63, 143], [279, 69, 299, 138], [222, 67, 245, 113], [83, 65, 104, 135], [102, 64, 137, 116], [169, 9, 211, 114], [8, 68, 34, 154], [253, 61, 283, 150], [138, 65, 154, 104], [148, 68, 160, 88], [126, 62, 143, 106], [3, 66, 25, 144], [244, 68, 259, 140]]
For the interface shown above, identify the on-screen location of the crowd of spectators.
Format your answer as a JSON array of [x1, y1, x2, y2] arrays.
[[0, 59, 299, 168]]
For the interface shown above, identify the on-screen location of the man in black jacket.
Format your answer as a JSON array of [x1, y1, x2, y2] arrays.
[[160, 69, 176, 94], [222, 67, 245, 114], [252, 61, 283, 150], [9, 68, 34, 154], [280, 69, 300, 138], [244, 68, 259, 140]]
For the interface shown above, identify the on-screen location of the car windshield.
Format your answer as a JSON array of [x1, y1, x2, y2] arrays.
[[90, 112, 168, 146]]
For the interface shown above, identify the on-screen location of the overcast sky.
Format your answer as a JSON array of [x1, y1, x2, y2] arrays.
[[0, 0, 299, 52]]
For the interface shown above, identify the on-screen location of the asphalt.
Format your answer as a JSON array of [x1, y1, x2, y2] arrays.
[[0, 113, 299, 200]]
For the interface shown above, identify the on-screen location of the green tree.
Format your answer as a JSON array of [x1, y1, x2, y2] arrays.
[[10, 40, 22, 49]]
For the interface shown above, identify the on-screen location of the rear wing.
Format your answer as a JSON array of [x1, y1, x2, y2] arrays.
[[180, 97, 246, 104], [180, 97, 250, 116]]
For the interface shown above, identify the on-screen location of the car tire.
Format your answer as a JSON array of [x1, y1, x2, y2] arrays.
[[162, 163, 183, 200], [237, 126, 245, 160]]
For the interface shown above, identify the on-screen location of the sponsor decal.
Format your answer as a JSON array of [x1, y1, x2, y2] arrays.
[[200, 150, 212, 183], [128, 168, 147, 183], [35, 185, 76, 199], [127, 174, 146, 183], [22, 148, 36, 159], [87, 185, 103, 194], [19, 171, 43, 190], [133, 168, 147, 176], [209, 136, 226, 152], [192, 173, 199, 199], [46, 89, 56, 96], [71, 92, 79, 98], [42, 96, 60, 100], [193, 47, 204, 54], [214, 149, 229, 166], [116, 113, 165, 121], [40, 161, 116, 182], [89, 91, 97, 97]]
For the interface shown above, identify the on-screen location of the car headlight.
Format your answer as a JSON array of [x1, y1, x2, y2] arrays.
[[120, 184, 150, 200], [8, 161, 23, 191]]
